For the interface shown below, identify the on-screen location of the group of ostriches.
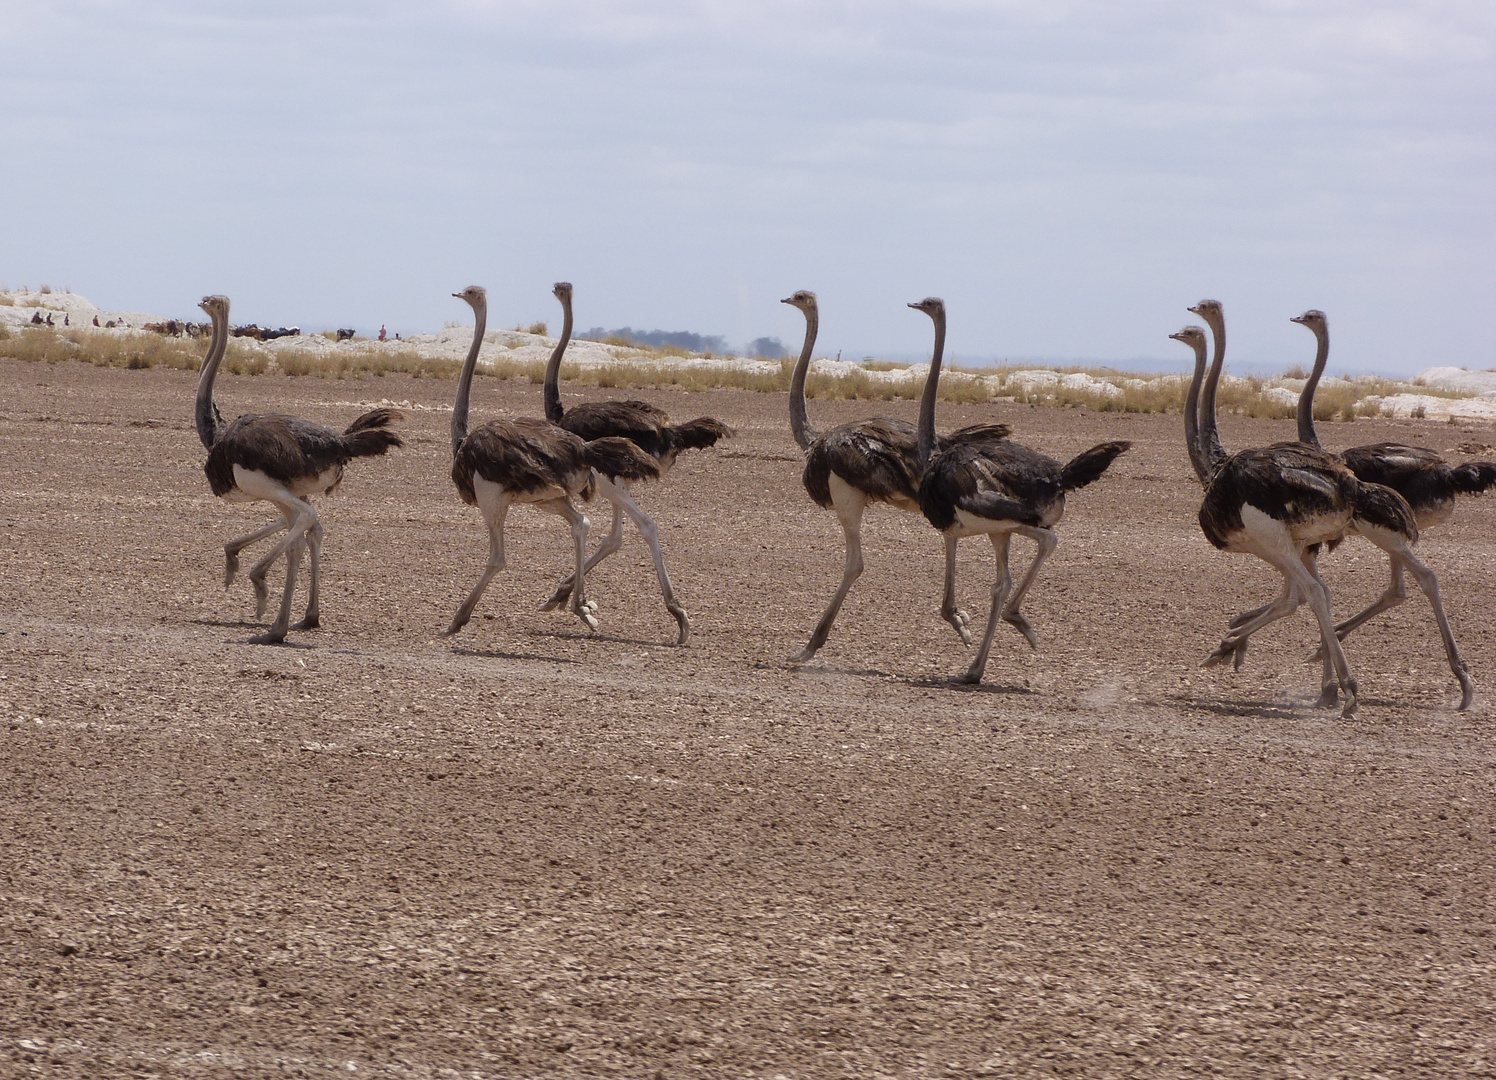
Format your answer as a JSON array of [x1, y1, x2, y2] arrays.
[[191, 288, 1489, 709]]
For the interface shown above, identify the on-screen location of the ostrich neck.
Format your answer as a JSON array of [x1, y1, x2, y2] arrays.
[[1182, 338, 1211, 485], [1198, 314, 1229, 470], [787, 306, 819, 451], [542, 294, 574, 425], [915, 313, 946, 471], [451, 302, 488, 457], [1295, 322, 1329, 447], [193, 306, 229, 450]]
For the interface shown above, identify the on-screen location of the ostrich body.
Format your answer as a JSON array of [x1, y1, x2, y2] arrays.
[[780, 290, 1012, 663], [538, 283, 732, 645], [1285, 311, 1478, 708], [443, 286, 660, 638], [194, 294, 403, 644], [911, 297, 1129, 684], [1181, 300, 1439, 716]]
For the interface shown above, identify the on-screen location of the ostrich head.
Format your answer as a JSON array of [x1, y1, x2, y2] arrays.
[[452, 285, 487, 310], [1187, 299, 1223, 328], [198, 294, 230, 320], [908, 296, 945, 320], [1169, 325, 1207, 348], [552, 281, 573, 302], [781, 289, 817, 311], [1290, 309, 1326, 330]]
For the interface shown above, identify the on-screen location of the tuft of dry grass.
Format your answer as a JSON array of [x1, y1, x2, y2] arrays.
[[274, 347, 460, 381]]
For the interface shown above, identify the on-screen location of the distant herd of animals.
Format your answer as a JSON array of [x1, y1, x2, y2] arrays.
[[187, 287, 1495, 716]]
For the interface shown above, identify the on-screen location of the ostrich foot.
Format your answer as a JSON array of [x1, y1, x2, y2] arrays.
[[788, 642, 821, 664], [952, 669, 983, 686], [1340, 680, 1359, 719], [1002, 610, 1038, 650], [668, 603, 690, 646], [1202, 639, 1241, 668], [291, 616, 320, 631], [249, 628, 288, 646], [250, 576, 270, 619], [573, 598, 599, 633], [540, 580, 574, 611], [224, 551, 240, 588], [1232, 639, 1249, 671], [1315, 685, 1340, 710], [440, 615, 468, 637], [1455, 668, 1475, 712], [942, 608, 974, 647]]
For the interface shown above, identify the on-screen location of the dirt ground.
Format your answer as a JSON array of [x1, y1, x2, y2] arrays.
[[1, 357, 1493, 1079]]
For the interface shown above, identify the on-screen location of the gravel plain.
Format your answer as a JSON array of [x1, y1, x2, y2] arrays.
[[1, 357, 1493, 1078]]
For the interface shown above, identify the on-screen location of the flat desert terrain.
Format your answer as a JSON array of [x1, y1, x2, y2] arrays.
[[1, 358, 1493, 1079]]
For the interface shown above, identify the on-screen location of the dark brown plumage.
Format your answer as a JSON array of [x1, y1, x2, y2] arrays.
[[557, 399, 733, 470], [205, 409, 402, 498], [919, 439, 1131, 533], [1340, 443, 1496, 526], [802, 418, 921, 509], [1196, 442, 1412, 551], [193, 294, 402, 645], [451, 418, 656, 506]]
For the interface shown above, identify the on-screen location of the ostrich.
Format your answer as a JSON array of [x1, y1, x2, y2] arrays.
[[443, 286, 661, 637], [780, 290, 1012, 663], [1182, 299, 1438, 716], [911, 297, 1129, 683], [1285, 310, 1477, 708], [537, 282, 733, 645], [194, 294, 403, 644]]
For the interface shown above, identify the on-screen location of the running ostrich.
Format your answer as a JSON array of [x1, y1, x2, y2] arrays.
[[194, 294, 403, 644], [442, 286, 661, 637], [537, 282, 733, 645], [911, 297, 1130, 684], [1182, 298, 1445, 716], [780, 290, 1011, 662], [1285, 310, 1478, 708]]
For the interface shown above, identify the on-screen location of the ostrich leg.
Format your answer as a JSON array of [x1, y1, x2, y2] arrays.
[[939, 535, 974, 646], [791, 478, 868, 663], [224, 517, 289, 587]]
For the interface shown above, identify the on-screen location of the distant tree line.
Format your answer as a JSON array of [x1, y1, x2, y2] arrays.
[[581, 326, 727, 354]]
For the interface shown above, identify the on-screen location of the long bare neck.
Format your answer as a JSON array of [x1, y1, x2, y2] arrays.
[[542, 292, 574, 425], [1182, 337, 1212, 485], [787, 304, 819, 450], [451, 299, 488, 457], [1295, 321, 1329, 447], [916, 310, 946, 470], [193, 305, 229, 449], [1198, 313, 1229, 471]]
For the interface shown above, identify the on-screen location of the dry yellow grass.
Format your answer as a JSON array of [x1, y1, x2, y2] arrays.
[[0, 327, 1469, 418]]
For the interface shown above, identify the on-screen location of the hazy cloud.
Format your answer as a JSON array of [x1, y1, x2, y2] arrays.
[[1, 0, 1490, 371]]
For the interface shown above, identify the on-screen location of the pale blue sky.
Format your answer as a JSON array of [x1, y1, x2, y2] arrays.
[[2, 1, 1491, 374]]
